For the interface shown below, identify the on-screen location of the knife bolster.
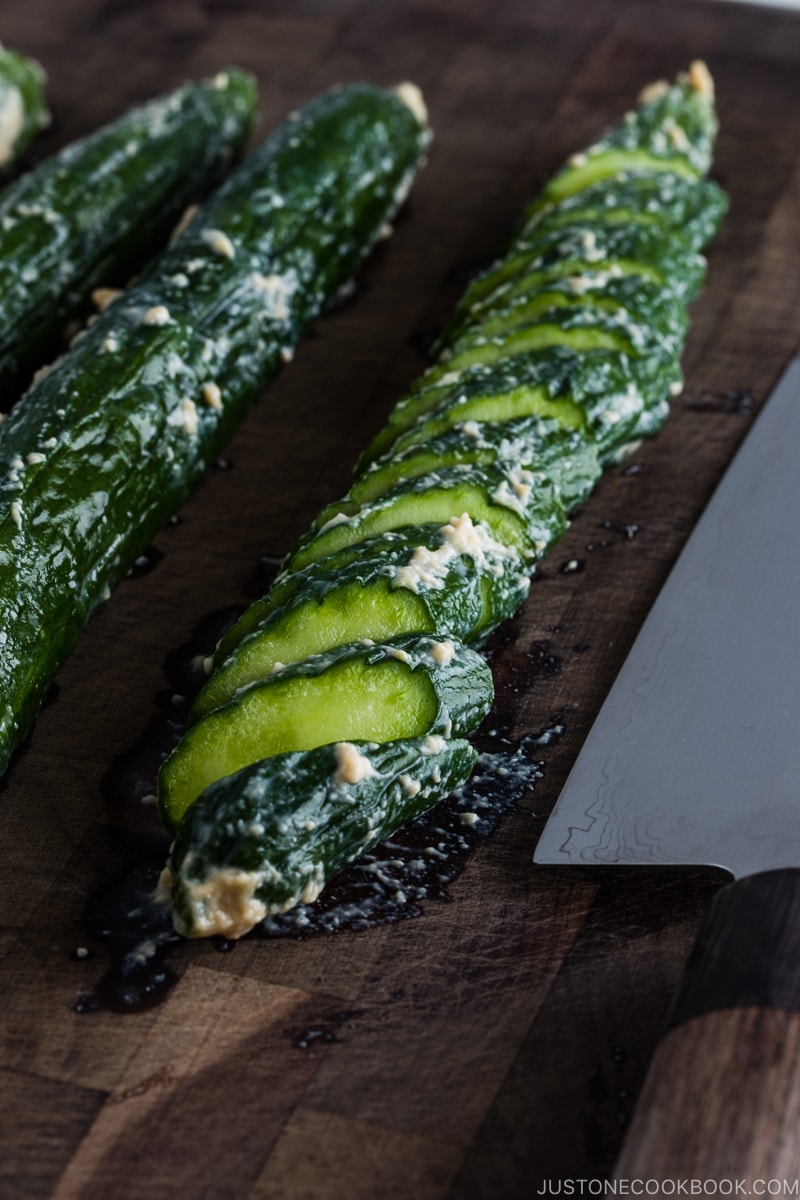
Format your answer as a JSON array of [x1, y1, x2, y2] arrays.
[[667, 867, 800, 1028]]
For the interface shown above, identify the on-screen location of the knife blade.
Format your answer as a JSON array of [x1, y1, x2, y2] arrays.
[[534, 353, 800, 1176]]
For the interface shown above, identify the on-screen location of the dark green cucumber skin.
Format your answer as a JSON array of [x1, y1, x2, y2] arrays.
[[452, 220, 708, 322], [168, 737, 478, 938], [159, 634, 493, 831], [0, 45, 49, 169], [425, 301, 679, 393], [212, 524, 514, 662], [0, 83, 428, 775], [194, 518, 530, 715], [0, 70, 258, 398]]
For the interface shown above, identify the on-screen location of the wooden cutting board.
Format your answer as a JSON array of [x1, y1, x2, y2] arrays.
[[2, 0, 800, 1194]]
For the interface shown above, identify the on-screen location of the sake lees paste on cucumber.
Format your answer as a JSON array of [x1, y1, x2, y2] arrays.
[[160, 65, 726, 938]]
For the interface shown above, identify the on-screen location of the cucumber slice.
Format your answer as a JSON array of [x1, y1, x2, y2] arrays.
[[521, 171, 728, 251], [359, 347, 679, 470], [166, 736, 479, 939], [442, 272, 689, 355], [159, 634, 493, 830], [195, 515, 529, 714], [285, 461, 567, 574], [534, 66, 718, 209], [454, 221, 706, 318], [348, 416, 600, 513], [427, 304, 676, 392]]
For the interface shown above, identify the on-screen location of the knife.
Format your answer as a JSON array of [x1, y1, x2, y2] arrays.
[[534, 353, 800, 1177]]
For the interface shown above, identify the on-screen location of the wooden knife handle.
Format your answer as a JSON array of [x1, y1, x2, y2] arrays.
[[615, 868, 800, 1178]]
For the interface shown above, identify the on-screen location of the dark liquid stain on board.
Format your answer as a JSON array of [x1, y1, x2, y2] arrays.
[[78, 599, 564, 1015]]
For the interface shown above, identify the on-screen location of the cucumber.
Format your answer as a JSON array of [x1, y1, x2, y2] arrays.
[[158, 634, 493, 830], [0, 44, 49, 169], [284, 459, 567, 574], [424, 303, 676, 393], [0, 82, 429, 774], [0, 70, 257, 397], [194, 515, 530, 715], [157, 64, 726, 936], [166, 736, 479, 939]]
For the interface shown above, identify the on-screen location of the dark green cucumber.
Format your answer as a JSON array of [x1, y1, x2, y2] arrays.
[[166, 736, 478, 939], [194, 515, 530, 715], [159, 633, 493, 830], [0, 44, 49, 169], [285, 459, 567, 574], [0, 70, 257, 397], [0, 82, 429, 774]]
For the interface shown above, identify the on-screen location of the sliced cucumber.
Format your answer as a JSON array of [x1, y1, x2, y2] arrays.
[[358, 346, 679, 471], [159, 634, 493, 830], [156, 65, 726, 936], [453, 220, 706, 321], [533, 66, 718, 210], [441, 272, 689, 355]]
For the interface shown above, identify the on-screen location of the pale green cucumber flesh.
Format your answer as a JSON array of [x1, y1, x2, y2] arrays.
[[162, 657, 437, 827], [195, 581, 432, 717]]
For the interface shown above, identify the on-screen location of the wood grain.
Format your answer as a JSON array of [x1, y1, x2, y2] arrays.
[[615, 1008, 800, 1177], [0, 0, 799, 1195]]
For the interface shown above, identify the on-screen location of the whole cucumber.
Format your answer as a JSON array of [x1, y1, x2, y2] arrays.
[[0, 69, 257, 398], [0, 81, 430, 772]]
